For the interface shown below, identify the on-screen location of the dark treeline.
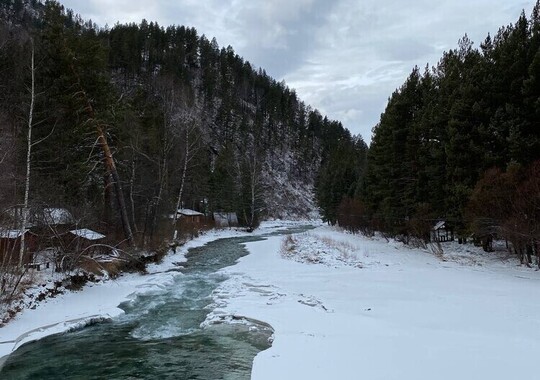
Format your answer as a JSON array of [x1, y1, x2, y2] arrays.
[[0, 0, 358, 248], [324, 3, 540, 262]]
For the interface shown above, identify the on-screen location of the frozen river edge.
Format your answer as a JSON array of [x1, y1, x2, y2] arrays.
[[2, 221, 540, 380], [206, 226, 540, 380], [0, 221, 304, 369]]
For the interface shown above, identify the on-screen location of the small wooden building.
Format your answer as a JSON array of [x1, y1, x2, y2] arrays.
[[68, 228, 108, 256], [430, 221, 454, 242], [0, 229, 36, 264], [176, 209, 205, 224], [3, 207, 75, 230], [33, 208, 75, 228]]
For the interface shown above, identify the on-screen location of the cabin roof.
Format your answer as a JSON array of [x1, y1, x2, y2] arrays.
[[41, 208, 74, 225], [0, 229, 29, 239], [69, 228, 105, 241], [177, 208, 204, 216], [432, 221, 446, 230]]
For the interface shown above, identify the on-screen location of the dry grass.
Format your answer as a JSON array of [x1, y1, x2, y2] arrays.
[[428, 241, 445, 258], [319, 235, 360, 263], [280, 233, 363, 267], [78, 256, 130, 278], [319, 236, 355, 253], [280, 234, 297, 256]]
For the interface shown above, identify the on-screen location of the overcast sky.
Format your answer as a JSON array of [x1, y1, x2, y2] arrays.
[[60, 0, 533, 143]]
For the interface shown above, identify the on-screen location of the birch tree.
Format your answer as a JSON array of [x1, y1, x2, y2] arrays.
[[18, 40, 35, 267], [241, 148, 264, 231], [151, 77, 202, 240], [172, 118, 201, 238]]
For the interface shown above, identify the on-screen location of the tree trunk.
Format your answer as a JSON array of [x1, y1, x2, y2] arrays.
[[66, 61, 134, 246], [250, 155, 257, 230], [103, 170, 113, 228], [172, 127, 190, 237], [109, 162, 134, 246], [19, 42, 35, 268], [129, 150, 138, 233], [150, 153, 167, 243]]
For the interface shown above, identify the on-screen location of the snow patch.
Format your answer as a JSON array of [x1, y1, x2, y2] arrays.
[[205, 225, 540, 380], [69, 228, 105, 240], [0, 221, 309, 366]]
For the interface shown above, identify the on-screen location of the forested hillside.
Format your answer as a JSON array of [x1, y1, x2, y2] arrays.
[[333, 3, 540, 262], [0, 0, 358, 247], [3, 0, 539, 265]]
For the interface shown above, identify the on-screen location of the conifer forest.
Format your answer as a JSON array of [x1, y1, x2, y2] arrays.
[[1, 0, 540, 305], [0, 0, 353, 244]]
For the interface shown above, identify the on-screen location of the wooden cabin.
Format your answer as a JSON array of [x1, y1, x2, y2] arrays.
[[430, 221, 454, 242], [176, 208, 205, 224], [67, 228, 108, 256], [0, 229, 36, 264], [32, 208, 75, 229]]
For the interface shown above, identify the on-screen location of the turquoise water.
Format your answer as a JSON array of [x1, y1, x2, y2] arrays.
[[0, 235, 277, 380]]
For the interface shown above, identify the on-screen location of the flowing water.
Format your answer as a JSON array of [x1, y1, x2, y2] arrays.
[[0, 226, 311, 380]]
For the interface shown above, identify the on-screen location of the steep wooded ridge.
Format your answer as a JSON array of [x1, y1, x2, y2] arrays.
[[0, 0, 360, 245], [331, 3, 540, 263]]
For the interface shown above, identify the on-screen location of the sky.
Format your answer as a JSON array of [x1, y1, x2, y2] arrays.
[[60, 0, 533, 143]]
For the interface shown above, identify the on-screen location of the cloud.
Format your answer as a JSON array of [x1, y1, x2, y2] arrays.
[[284, 0, 535, 141], [220, 0, 336, 77], [59, 0, 534, 143], [61, 0, 160, 25]]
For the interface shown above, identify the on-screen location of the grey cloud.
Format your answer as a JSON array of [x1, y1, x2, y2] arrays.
[[378, 39, 437, 62], [112, 0, 336, 78], [59, 0, 536, 143], [223, 0, 336, 78], [290, 75, 403, 141], [62, 0, 160, 25]]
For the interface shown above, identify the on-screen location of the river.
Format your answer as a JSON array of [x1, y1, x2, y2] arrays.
[[0, 226, 310, 379]]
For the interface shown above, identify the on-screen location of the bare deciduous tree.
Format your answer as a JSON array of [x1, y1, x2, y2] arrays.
[[172, 116, 201, 237], [18, 40, 35, 267], [242, 149, 264, 231], [150, 77, 203, 240]]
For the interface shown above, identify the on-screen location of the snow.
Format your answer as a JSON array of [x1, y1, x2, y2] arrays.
[[40, 208, 74, 225], [2, 222, 540, 379], [177, 208, 204, 216], [205, 226, 540, 380], [0, 229, 28, 239], [69, 228, 105, 241], [0, 274, 142, 359], [0, 221, 308, 367], [261, 149, 320, 220], [433, 220, 446, 230]]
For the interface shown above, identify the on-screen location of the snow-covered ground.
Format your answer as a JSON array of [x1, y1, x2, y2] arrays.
[[206, 226, 540, 380], [2, 222, 540, 379], [0, 221, 306, 366]]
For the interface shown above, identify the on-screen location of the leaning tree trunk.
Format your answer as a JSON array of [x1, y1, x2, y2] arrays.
[[66, 64, 134, 247], [56, 26, 134, 246], [97, 124, 134, 246]]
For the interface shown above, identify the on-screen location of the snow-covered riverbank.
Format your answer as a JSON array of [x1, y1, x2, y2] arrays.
[[0, 221, 308, 366], [206, 226, 540, 380], [3, 222, 539, 379]]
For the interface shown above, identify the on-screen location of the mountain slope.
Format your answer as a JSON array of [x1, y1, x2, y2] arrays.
[[0, 0, 362, 244]]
